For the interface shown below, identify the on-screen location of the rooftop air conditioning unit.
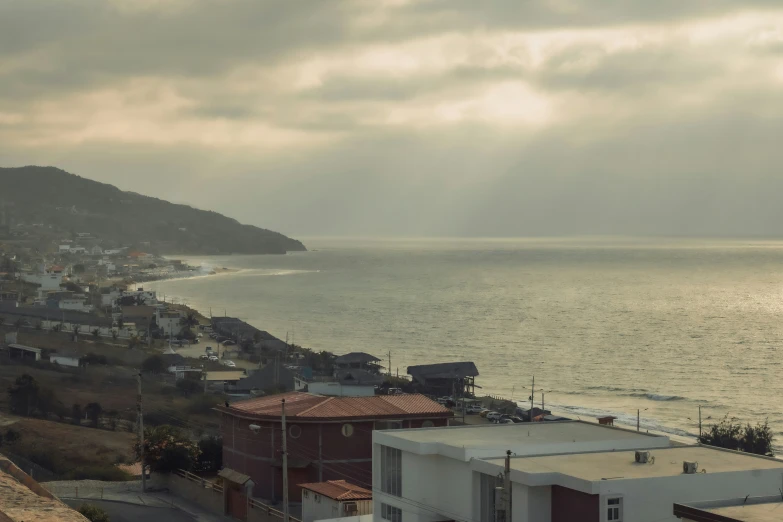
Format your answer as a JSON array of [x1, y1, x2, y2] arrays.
[[635, 451, 651, 464], [683, 461, 699, 474]]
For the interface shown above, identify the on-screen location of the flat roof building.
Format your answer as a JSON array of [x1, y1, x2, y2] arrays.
[[373, 422, 783, 522], [675, 495, 783, 522]]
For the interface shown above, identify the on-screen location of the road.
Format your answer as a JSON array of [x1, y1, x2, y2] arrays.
[[64, 500, 201, 522]]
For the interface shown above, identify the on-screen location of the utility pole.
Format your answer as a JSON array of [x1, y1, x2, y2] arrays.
[[637, 409, 640, 432], [282, 399, 289, 522], [541, 392, 544, 412], [530, 375, 535, 417], [503, 450, 512, 522], [137, 372, 146, 492], [698, 405, 702, 438], [388, 350, 392, 378]]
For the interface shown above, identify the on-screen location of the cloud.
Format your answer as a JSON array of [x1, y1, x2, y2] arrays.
[[2, 0, 783, 236]]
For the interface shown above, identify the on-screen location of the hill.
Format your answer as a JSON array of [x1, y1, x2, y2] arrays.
[[0, 166, 306, 254]]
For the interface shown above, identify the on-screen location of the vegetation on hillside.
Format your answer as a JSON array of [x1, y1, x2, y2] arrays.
[[0, 166, 306, 255]]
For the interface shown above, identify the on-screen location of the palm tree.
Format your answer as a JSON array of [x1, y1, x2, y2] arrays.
[[0, 317, 5, 327], [180, 312, 199, 329], [92, 328, 100, 339]]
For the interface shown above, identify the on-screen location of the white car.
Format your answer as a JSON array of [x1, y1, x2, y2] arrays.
[[208, 355, 219, 362], [497, 418, 514, 424], [467, 404, 484, 414], [223, 360, 236, 367], [486, 412, 503, 422]]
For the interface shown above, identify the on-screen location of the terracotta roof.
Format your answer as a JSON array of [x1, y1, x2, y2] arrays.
[[0, 457, 88, 521], [299, 480, 372, 501], [225, 392, 452, 420]]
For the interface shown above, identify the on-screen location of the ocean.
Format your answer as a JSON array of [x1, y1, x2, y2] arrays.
[[147, 237, 783, 444]]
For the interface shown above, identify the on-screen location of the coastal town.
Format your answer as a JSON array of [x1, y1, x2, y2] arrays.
[[0, 226, 779, 521]]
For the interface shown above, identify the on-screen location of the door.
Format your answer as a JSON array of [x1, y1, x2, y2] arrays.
[[227, 487, 248, 521]]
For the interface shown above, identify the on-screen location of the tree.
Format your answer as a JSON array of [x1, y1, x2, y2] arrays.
[[38, 388, 66, 420], [72, 264, 86, 275], [128, 335, 141, 349], [699, 415, 775, 456], [13, 318, 25, 330], [0, 317, 4, 326], [175, 379, 202, 396], [92, 328, 100, 339], [85, 402, 103, 428], [195, 435, 223, 472], [4, 429, 19, 444], [78, 503, 110, 522], [134, 425, 200, 473], [142, 355, 167, 374], [72, 324, 81, 341], [8, 374, 39, 416]]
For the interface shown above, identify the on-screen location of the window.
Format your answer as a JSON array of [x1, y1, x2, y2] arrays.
[[480, 474, 501, 522], [342, 424, 354, 437], [376, 420, 403, 430], [607, 497, 622, 521], [289, 425, 302, 439], [303, 490, 309, 499], [381, 503, 402, 522], [379, 445, 402, 496]]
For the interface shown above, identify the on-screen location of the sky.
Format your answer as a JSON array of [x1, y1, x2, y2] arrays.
[[2, 0, 783, 238]]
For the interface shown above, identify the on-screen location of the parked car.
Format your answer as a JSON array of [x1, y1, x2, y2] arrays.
[[510, 417, 524, 423], [223, 360, 236, 367], [479, 410, 492, 418], [208, 355, 219, 362], [486, 412, 502, 421], [199, 354, 209, 360], [467, 404, 484, 414], [497, 418, 514, 425]]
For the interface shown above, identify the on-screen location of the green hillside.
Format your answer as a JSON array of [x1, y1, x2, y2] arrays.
[[0, 166, 306, 255]]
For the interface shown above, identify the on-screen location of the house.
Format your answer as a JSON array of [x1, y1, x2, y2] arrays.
[[299, 370, 382, 397], [227, 363, 296, 395], [300, 480, 373, 522], [68, 247, 87, 255], [156, 309, 183, 337], [89, 246, 103, 256], [407, 361, 479, 397], [218, 392, 452, 503], [49, 353, 82, 368], [372, 421, 783, 522], [122, 305, 156, 333], [58, 244, 71, 253], [335, 352, 382, 371], [674, 495, 783, 521], [7, 344, 42, 361], [21, 272, 63, 293]]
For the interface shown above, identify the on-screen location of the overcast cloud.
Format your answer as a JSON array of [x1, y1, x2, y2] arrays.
[[2, 0, 783, 237]]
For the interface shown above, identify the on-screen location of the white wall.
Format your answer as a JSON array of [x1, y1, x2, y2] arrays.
[[308, 382, 375, 397], [374, 447, 476, 522], [511, 484, 551, 522], [21, 273, 62, 291], [50, 355, 80, 367], [595, 469, 783, 522]]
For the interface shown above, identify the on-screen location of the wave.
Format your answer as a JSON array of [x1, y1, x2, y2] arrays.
[[627, 392, 687, 402], [546, 402, 698, 439]]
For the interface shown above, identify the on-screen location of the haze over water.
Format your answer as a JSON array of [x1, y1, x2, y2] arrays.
[[149, 238, 783, 444]]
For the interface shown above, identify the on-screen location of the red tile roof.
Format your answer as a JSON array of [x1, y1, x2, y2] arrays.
[[299, 480, 372, 501], [225, 392, 452, 420]]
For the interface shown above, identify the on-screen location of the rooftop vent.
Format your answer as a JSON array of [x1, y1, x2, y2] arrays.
[[683, 461, 699, 474], [635, 451, 651, 464]]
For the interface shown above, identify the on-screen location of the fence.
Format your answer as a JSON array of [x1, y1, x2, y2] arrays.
[[3, 451, 59, 483], [42, 479, 144, 500]]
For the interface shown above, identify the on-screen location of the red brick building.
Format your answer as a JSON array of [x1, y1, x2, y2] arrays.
[[218, 392, 452, 502]]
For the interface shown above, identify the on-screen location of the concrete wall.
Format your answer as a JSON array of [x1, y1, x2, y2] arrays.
[[374, 449, 474, 522], [596, 468, 783, 522], [167, 473, 223, 515], [512, 484, 551, 522]]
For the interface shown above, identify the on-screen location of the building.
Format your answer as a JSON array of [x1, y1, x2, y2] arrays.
[[228, 363, 296, 395], [335, 352, 382, 371], [407, 362, 478, 397], [7, 344, 42, 362], [0, 454, 89, 521], [304, 381, 377, 398], [372, 422, 783, 522], [49, 353, 81, 367], [218, 392, 453, 503], [20, 272, 63, 293], [300, 480, 373, 522], [674, 495, 783, 521], [156, 309, 183, 337]]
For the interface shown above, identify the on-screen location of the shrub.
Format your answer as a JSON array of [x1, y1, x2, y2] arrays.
[[68, 465, 131, 482], [141, 355, 166, 374], [176, 379, 202, 396], [8, 374, 39, 416], [699, 415, 775, 456], [78, 503, 110, 522], [186, 394, 221, 415]]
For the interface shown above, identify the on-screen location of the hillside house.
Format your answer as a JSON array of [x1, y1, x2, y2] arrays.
[[300, 480, 373, 522]]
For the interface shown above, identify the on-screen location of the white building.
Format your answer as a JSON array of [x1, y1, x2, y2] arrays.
[[68, 247, 87, 254], [59, 297, 92, 313], [157, 309, 183, 337], [372, 422, 783, 522], [49, 354, 82, 367], [58, 244, 71, 253], [20, 272, 63, 292], [675, 494, 783, 521], [300, 480, 373, 522]]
